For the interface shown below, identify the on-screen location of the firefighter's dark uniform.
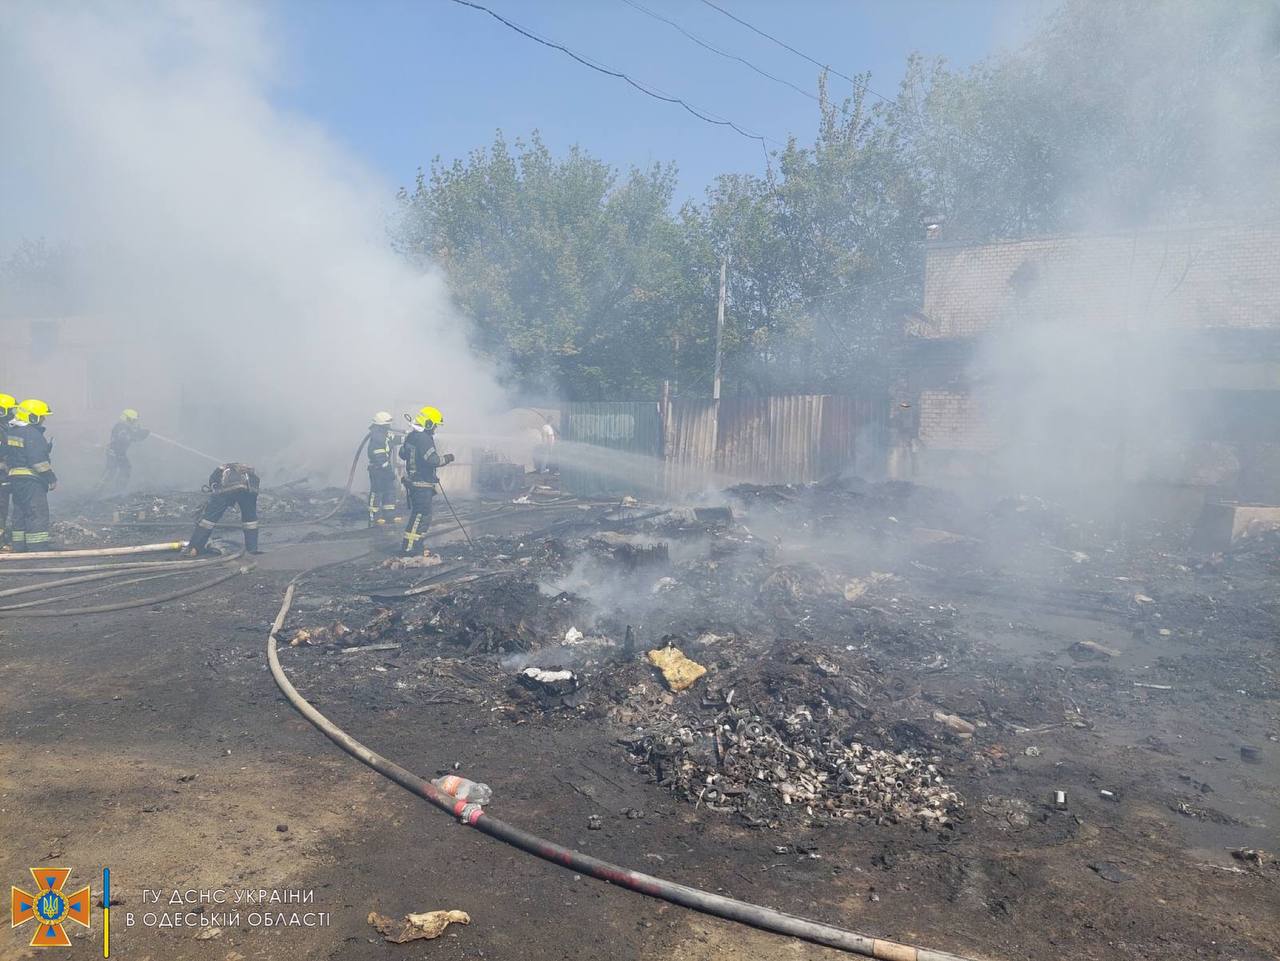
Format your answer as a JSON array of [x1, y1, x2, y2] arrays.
[[367, 424, 401, 527], [400, 430, 451, 554], [6, 421, 56, 551], [186, 463, 260, 554], [102, 421, 149, 490]]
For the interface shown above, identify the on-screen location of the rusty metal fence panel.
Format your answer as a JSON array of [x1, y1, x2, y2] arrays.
[[662, 398, 719, 494], [564, 395, 886, 497], [560, 401, 663, 496], [715, 395, 827, 486]]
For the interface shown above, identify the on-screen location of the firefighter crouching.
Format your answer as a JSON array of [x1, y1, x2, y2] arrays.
[[400, 405, 454, 556], [183, 463, 262, 557], [6, 399, 57, 552], [367, 411, 402, 527], [100, 408, 150, 493], [0, 393, 16, 550]]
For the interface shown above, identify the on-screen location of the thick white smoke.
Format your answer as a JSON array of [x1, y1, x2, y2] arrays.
[[0, 1, 505, 485]]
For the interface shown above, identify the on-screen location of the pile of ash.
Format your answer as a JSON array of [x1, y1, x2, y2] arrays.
[[621, 701, 960, 827]]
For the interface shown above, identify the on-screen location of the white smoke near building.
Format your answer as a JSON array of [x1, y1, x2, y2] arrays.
[[0, 1, 505, 486]]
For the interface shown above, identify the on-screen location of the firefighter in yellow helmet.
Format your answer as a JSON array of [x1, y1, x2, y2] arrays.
[[99, 408, 150, 494], [398, 406, 454, 555], [7, 399, 57, 551], [0, 393, 16, 550]]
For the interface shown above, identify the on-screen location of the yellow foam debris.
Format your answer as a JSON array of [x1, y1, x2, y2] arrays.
[[647, 646, 707, 692], [368, 909, 471, 943]]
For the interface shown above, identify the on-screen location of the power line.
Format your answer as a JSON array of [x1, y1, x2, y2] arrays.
[[618, 0, 818, 102], [697, 0, 896, 105], [448, 0, 782, 148]]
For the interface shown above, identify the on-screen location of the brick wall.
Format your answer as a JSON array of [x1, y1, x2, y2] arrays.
[[917, 389, 998, 452], [914, 224, 1280, 339]]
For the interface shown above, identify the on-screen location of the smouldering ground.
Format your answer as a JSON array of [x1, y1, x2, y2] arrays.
[[2, 484, 1277, 961]]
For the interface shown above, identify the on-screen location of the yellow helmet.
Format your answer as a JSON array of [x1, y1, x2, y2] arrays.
[[19, 398, 50, 425], [121, 408, 139, 422], [412, 406, 443, 430], [0, 394, 15, 415]]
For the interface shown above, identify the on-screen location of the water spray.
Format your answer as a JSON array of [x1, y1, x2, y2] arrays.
[[148, 431, 226, 466]]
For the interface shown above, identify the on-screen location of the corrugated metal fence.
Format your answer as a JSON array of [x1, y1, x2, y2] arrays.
[[561, 394, 886, 496], [559, 401, 664, 497]]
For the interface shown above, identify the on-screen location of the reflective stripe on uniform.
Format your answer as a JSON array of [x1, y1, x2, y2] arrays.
[[26, 531, 49, 543], [242, 521, 259, 529], [198, 518, 216, 529], [8, 468, 33, 476], [5, 437, 21, 447], [31, 462, 51, 472]]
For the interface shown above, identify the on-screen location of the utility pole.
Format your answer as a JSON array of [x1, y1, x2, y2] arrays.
[[712, 257, 727, 402]]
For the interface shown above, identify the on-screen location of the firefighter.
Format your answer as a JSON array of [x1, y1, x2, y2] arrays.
[[7, 399, 57, 552], [534, 419, 557, 473], [99, 408, 150, 493], [0, 393, 15, 551], [366, 411, 402, 527], [399, 405, 454, 556], [182, 462, 262, 557]]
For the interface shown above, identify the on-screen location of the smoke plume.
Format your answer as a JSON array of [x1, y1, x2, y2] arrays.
[[0, 1, 504, 486]]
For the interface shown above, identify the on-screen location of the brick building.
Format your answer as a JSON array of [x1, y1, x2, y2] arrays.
[[897, 223, 1280, 500]]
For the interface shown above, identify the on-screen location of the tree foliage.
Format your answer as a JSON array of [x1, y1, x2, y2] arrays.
[[393, 0, 1279, 401]]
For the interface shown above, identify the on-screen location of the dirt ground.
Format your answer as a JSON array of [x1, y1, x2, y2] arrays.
[[1, 482, 1276, 961]]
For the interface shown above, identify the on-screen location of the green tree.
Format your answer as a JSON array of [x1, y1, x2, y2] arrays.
[[686, 76, 927, 395], [395, 131, 696, 399], [392, 0, 1280, 400]]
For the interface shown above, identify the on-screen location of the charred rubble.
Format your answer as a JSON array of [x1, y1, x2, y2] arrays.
[[274, 478, 1278, 849]]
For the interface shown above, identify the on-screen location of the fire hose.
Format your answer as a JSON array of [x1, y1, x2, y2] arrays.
[[0, 558, 209, 575], [314, 431, 370, 523], [0, 554, 228, 599], [0, 541, 187, 561], [0, 564, 247, 618], [267, 568, 984, 961], [0, 566, 211, 611]]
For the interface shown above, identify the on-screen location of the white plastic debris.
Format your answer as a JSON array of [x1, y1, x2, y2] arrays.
[[563, 626, 585, 645], [932, 710, 976, 737], [521, 667, 576, 685]]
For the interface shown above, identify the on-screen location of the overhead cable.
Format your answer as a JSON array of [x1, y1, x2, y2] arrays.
[[619, 0, 818, 102], [449, 0, 781, 147]]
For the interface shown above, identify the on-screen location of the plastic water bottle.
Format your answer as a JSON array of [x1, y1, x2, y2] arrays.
[[433, 774, 493, 805]]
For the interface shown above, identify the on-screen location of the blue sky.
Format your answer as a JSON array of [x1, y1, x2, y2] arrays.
[[269, 0, 1052, 203]]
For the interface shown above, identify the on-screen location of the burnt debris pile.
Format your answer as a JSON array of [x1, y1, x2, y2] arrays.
[[277, 477, 1280, 853]]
